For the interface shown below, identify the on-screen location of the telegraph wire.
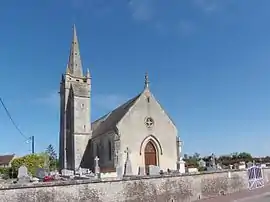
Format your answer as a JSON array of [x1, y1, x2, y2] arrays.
[[0, 97, 29, 140]]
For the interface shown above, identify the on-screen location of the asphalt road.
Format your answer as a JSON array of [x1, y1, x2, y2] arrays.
[[234, 192, 270, 202], [197, 185, 270, 202]]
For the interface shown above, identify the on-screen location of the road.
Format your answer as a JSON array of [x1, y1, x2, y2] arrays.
[[232, 192, 270, 202], [197, 184, 270, 202]]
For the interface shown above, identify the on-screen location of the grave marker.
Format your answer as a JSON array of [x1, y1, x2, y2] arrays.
[[17, 165, 30, 183], [124, 147, 133, 176]]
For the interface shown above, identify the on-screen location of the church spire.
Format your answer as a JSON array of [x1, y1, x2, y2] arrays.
[[144, 72, 149, 89], [67, 24, 83, 77]]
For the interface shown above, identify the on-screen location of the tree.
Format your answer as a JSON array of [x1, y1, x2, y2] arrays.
[[193, 152, 200, 160], [183, 153, 200, 168], [11, 153, 46, 176], [46, 144, 57, 160], [238, 152, 252, 162], [45, 144, 58, 171]]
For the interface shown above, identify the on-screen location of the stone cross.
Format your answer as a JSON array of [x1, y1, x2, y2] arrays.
[[94, 156, 99, 166], [94, 156, 100, 174], [124, 147, 133, 176], [124, 147, 131, 161]]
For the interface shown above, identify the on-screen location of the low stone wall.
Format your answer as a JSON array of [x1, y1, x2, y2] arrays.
[[0, 168, 270, 202]]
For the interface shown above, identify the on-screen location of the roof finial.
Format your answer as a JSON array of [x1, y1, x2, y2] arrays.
[[86, 68, 91, 78], [144, 72, 149, 89], [66, 63, 70, 74]]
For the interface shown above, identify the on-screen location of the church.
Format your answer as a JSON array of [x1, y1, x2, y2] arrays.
[[59, 25, 182, 175]]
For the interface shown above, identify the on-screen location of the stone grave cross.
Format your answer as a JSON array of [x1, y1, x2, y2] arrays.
[[124, 147, 131, 161], [124, 147, 133, 175], [95, 156, 99, 166], [94, 156, 100, 174]]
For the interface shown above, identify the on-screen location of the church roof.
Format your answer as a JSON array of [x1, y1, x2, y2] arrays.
[[91, 93, 141, 137]]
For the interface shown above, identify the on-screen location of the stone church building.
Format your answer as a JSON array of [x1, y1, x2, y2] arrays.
[[59, 25, 182, 175]]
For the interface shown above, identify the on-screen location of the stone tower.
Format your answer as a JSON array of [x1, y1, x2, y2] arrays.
[[59, 25, 92, 171]]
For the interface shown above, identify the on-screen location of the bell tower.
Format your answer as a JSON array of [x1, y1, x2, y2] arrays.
[[59, 25, 92, 170]]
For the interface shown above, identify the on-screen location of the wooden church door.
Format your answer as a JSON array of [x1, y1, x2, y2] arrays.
[[144, 141, 157, 175]]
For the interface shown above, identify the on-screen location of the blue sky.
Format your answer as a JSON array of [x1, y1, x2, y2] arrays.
[[0, 0, 270, 157]]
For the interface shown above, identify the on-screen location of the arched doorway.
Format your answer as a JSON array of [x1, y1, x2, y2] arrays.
[[144, 141, 157, 175]]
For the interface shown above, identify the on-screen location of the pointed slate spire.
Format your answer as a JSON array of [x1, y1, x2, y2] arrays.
[[67, 24, 83, 77]]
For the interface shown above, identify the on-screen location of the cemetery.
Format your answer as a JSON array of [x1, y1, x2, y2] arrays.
[[1, 153, 270, 202]]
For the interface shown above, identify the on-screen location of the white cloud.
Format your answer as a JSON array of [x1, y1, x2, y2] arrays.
[[128, 0, 155, 22], [35, 91, 59, 108], [93, 94, 128, 111], [35, 90, 128, 111], [193, 0, 221, 13]]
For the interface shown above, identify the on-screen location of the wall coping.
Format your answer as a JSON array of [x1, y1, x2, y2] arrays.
[[1, 168, 268, 191]]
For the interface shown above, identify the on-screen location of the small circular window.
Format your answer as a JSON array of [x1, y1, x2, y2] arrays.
[[145, 117, 154, 128]]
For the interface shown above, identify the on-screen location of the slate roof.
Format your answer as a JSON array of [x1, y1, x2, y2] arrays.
[[0, 154, 15, 166], [91, 93, 141, 137]]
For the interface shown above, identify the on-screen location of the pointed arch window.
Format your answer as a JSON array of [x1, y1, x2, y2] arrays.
[[108, 140, 112, 161]]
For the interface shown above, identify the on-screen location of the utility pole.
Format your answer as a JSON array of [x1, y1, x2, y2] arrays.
[[31, 136, 35, 154]]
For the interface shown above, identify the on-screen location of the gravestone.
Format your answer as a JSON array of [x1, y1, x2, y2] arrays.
[[138, 166, 145, 176], [247, 162, 253, 168], [149, 165, 160, 175], [124, 147, 133, 176], [77, 167, 83, 177], [17, 165, 30, 183], [61, 169, 74, 177], [36, 168, 47, 179], [116, 166, 123, 179], [210, 153, 217, 169], [198, 159, 206, 168], [115, 150, 123, 179], [80, 168, 90, 174], [178, 158, 186, 174]]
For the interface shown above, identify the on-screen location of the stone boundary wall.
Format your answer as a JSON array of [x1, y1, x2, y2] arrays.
[[0, 168, 270, 202]]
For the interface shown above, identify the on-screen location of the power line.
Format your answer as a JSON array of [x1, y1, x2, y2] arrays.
[[0, 97, 29, 140]]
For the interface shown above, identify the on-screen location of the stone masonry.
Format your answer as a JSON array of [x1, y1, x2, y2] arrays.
[[1, 169, 270, 202]]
